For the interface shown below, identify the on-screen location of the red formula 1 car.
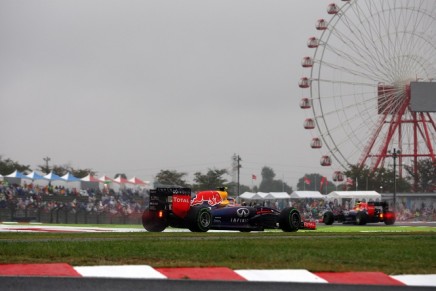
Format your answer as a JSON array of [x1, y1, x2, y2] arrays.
[[322, 201, 396, 225], [142, 188, 316, 232]]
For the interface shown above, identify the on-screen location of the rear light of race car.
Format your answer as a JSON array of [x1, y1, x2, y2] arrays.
[[384, 212, 394, 220], [158, 210, 164, 218]]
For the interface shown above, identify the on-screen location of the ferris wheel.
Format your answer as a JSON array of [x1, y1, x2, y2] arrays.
[[299, 0, 436, 183]]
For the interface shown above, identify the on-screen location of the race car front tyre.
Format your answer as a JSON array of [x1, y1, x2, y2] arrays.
[[187, 206, 212, 232], [323, 211, 334, 225], [279, 207, 301, 232], [142, 210, 168, 232]]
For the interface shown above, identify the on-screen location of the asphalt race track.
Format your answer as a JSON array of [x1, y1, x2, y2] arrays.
[[1, 276, 435, 291]]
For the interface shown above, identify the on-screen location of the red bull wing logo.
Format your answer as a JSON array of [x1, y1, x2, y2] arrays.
[[191, 191, 223, 207]]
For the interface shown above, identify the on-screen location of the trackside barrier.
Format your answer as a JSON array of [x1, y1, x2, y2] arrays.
[[0, 207, 142, 225]]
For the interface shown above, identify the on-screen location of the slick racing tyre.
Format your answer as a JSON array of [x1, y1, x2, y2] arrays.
[[187, 206, 212, 232], [323, 211, 334, 225], [384, 211, 396, 225], [355, 212, 368, 225], [142, 209, 168, 232], [279, 207, 301, 232]]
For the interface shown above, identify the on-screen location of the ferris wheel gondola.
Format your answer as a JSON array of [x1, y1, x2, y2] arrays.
[[299, 0, 436, 182]]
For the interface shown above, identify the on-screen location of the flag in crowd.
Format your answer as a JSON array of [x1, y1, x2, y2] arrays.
[[320, 176, 328, 189]]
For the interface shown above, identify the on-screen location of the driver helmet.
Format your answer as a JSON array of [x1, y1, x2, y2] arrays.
[[216, 187, 229, 207]]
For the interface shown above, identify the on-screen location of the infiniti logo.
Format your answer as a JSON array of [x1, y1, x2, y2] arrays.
[[236, 208, 249, 217]]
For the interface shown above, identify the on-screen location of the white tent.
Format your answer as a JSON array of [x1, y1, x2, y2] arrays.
[[98, 175, 114, 193], [98, 175, 113, 183], [257, 192, 270, 199], [240, 192, 291, 200], [268, 192, 291, 199], [43, 171, 63, 181], [25, 171, 49, 187], [80, 174, 100, 191], [239, 192, 260, 200], [4, 170, 29, 185], [6, 170, 29, 179], [290, 191, 324, 199], [128, 177, 147, 186], [26, 171, 47, 181], [55, 172, 81, 189], [327, 191, 381, 200], [61, 172, 80, 182]]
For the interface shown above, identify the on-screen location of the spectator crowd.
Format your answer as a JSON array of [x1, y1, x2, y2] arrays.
[[1, 181, 435, 223], [0, 180, 148, 221]]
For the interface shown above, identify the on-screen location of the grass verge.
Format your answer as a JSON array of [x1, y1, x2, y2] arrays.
[[0, 224, 435, 274]]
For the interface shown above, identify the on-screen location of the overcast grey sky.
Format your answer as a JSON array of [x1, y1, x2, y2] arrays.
[[1, 0, 338, 188]]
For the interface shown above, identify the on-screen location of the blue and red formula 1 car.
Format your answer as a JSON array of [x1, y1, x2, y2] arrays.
[[142, 187, 316, 232], [322, 201, 396, 225]]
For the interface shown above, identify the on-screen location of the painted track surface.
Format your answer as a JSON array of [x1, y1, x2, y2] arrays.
[[1, 276, 433, 291], [1, 223, 435, 288], [0, 264, 435, 291]]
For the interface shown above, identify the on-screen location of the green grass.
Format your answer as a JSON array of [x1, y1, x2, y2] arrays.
[[313, 225, 436, 233], [1, 224, 435, 274]]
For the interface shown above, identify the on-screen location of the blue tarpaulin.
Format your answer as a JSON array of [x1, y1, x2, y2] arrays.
[[26, 171, 47, 180], [43, 172, 63, 181], [6, 170, 29, 179], [61, 172, 80, 182]]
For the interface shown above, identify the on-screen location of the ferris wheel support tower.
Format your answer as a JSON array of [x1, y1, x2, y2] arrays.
[[359, 82, 436, 180]]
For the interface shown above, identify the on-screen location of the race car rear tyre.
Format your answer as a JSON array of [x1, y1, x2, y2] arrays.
[[142, 209, 168, 232], [323, 211, 334, 225], [279, 207, 301, 232], [187, 206, 212, 232], [355, 212, 368, 225], [384, 211, 396, 225]]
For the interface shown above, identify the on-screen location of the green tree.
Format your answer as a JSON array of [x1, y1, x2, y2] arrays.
[[344, 165, 381, 191], [344, 164, 411, 193], [0, 156, 31, 175], [51, 165, 71, 176], [258, 166, 293, 193], [404, 159, 436, 192], [114, 173, 127, 179], [154, 169, 189, 187], [192, 168, 228, 191], [296, 173, 326, 192], [72, 168, 96, 178], [37, 163, 95, 178], [226, 182, 251, 197]]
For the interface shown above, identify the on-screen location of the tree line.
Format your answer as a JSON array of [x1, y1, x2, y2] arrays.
[[1, 155, 435, 195], [0, 156, 95, 179], [298, 160, 436, 194], [0, 156, 292, 195], [153, 166, 293, 195]]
